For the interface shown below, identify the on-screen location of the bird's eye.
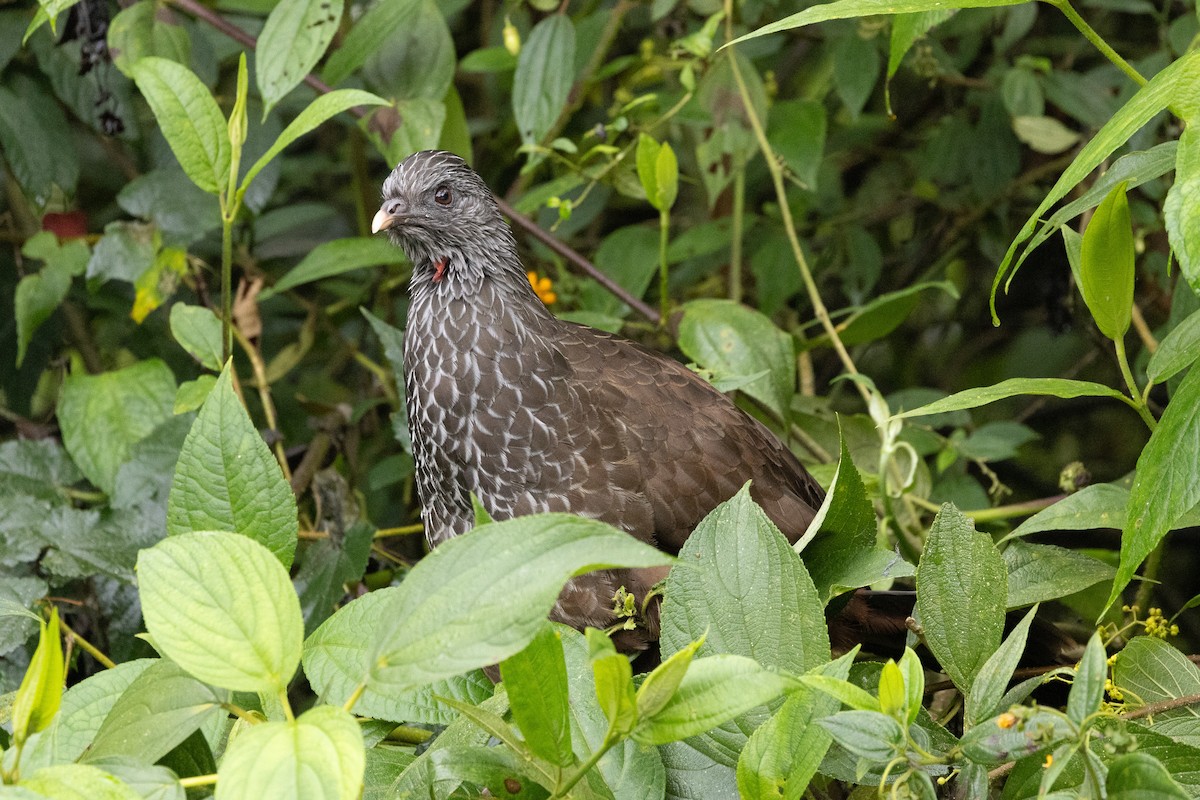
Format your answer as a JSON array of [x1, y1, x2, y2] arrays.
[[434, 185, 453, 206]]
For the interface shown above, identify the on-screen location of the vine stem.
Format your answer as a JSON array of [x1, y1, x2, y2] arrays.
[[1049, 0, 1148, 88], [551, 733, 616, 798], [220, 214, 234, 363], [658, 209, 670, 324], [58, 615, 116, 669], [233, 322, 293, 483], [1114, 336, 1157, 432]]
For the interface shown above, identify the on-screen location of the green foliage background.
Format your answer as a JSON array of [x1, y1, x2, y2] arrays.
[[2, 0, 1200, 795]]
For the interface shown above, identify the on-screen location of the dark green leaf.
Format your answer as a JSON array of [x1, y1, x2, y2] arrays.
[[166, 362, 297, 565], [1107, 752, 1190, 799], [107, 1, 190, 75], [1147, 307, 1200, 385], [263, 237, 403, 297], [168, 304, 222, 371], [1067, 632, 1107, 725], [1110, 364, 1200, 610], [14, 232, 88, 367], [1165, 125, 1200, 293], [321, 0, 417, 85], [916, 504, 1006, 693], [1113, 637, 1200, 746], [513, 15, 575, 145], [896, 378, 1129, 418], [1004, 541, 1115, 608], [256, 0, 343, 115], [818, 710, 903, 764]]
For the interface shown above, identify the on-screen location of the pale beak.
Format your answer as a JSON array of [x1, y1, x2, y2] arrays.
[[371, 207, 398, 234]]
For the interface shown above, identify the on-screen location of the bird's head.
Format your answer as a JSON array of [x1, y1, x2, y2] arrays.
[[372, 150, 522, 293]]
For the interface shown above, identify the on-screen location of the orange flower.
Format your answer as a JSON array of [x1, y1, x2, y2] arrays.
[[527, 271, 557, 305]]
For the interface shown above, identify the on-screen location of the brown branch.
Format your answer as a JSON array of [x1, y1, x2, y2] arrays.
[[162, 0, 659, 325], [1120, 692, 1200, 721]]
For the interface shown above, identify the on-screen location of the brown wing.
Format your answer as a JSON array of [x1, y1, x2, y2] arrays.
[[549, 321, 823, 549]]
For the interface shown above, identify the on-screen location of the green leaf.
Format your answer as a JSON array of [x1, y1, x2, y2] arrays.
[[169, 304, 223, 371], [166, 362, 298, 566], [214, 705, 364, 800], [1107, 753, 1191, 799], [107, 1, 191, 76], [798, 673, 881, 712], [767, 99, 826, 189], [369, 515, 671, 695], [84, 659, 226, 764], [636, 134, 661, 210], [14, 232, 88, 367], [638, 635, 705, 722], [256, 0, 343, 116], [1013, 115, 1081, 154], [877, 660, 905, 720], [129, 57, 230, 194], [916, 504, 1006, 693], [137, 531, 303, 693], [262, 237, 403, 298], [586, 628, 637, 737], [655, 141, 678, 211], [992, 50, 1200, 322], [361, 0, 455, 102], [735, 651, 854, 799], [803, 433, 914, 602], [24, 0, 76, 41], [830, 281, 959, 347], [12, 608, 64, 744], [959, 709, 1073, 765], [1009, 483, 1130, 538], [512, 15, 575, 145], [1025, 143, 1178, 265], [1067, 632, 1107, 725], [174, 376, 217, 414], [0, 87, 60, 204], [898, 648, 923, 726], [18, 764, 143, 800], [895, 377, 1129, 418], [1079, 181, 1135, 340], [678, 299, 796, 422], [57, 359, 176, 495], [1004, 541, 1115, 608], [1165, 125, 1200, 294], [1109, 364, 1200, 610], [728, 0, 1025, 47], [1113, 637, 1200, 746], [818, 710, 904, 763], [239, 89, 387, 197], [359, 98, 446, 165], [321, 0, 417, 85], [303, 587, 494, 724], [87, 221, 158, 285], [1147, 307, 1200, 385], [499, 624, 573, 767], [631, 655, 797, 745]]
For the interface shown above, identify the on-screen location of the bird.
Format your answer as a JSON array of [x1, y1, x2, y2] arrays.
[[371, 150, 825, 652]]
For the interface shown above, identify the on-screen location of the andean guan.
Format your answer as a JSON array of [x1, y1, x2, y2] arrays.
[[371, 149, 887, 654]]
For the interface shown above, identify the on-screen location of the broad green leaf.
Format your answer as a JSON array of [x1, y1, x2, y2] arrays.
[[585, 225, 659, 318], [829, 281, 959, 347], [262, 237, 403, 297], [727, 0, 1025, 46], [1165, 125, 1200, 294], [84, 659, 226, 764], [767, 99, 826, 190], [0, 87, 60, 204], [361, 0, 455, 102], [86, 221, 158, 284], [1067, 632, 1107, 725], [638, 636, 704, 722], [896, 377, 1129, 418], [1107, 753, 1191, 799], [1080, 182, 1135, 340], [57, 359, 175, 495], [18, 764, 142, 800], [321, 0, 418, 85], [138, 531, 303, 692], [24, 0, 76, 41], [1110, 365, 1200, 610], [1147, 307, 1200, 385], [1119, 723, 1200, 793], [798, 673, 881, 712], [359, 97, 446, 166], [174, 376, 217, 414], [678, 299, 795, 422], [736, 651, 854, 799], [239, 89, 387, 196], [661, 485, 829, 673], [129, 57, 230, 194], [818, 710, 904, 763], [14, 232, 88, 367], [12, 608, 64, 744], [166, 362, 298, 566], [993, 51, 1200, 322], [631, 655, 797, 745], [1113, 637, 1200, 746], [303, 587, 494, 724], [214, 705, 364, 800], [888, 11, 954, 83], [587, 628, 637, 737], [369, 515, 670, 694], [1009, 483, 1130, 538], [1013, 115, 1080, 154], [832, 34, 879, 119], [257, 0, 343, 116], [803, 434, 914, 602], [169, 304, 223, 371], [898, 648, 923, 726], [1025, 143, 1178, 267], [959, 709, 1073, 765], [1004, 541, 1115, 608], [107, 1, 190, 75], [916, 504, 1006, 693], [513, 15, 575, 145], [499, 624, 573, 767]]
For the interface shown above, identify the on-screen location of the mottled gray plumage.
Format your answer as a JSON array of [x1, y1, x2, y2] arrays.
[[374, 150, 824, 650]]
